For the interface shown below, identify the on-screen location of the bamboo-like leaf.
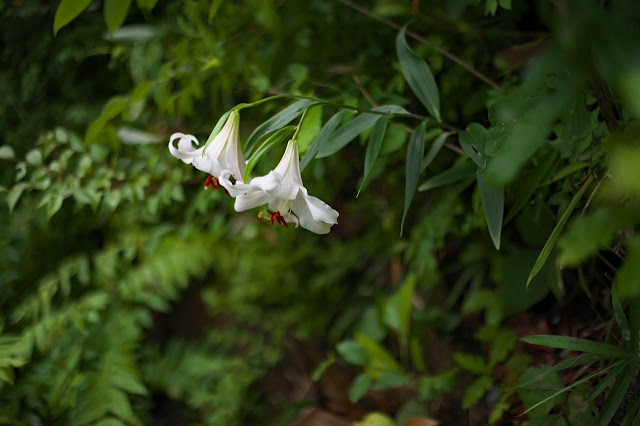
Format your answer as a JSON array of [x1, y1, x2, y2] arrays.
[[526, 175, 594, 287], [316, 105, 407, 158], [504, 150, 557, 223], [422, 132, 451, 172], [477, 173, 504, 250], [418, 161, 476, 192], [396, 26, 440, 121], [458, 125, 487, 169], [53, 0, 92, 35], [358, 114, 390, 197], [243, 126, 296, 183], [596, 359, 637, 425], [300, 110, 348, 171], [244, 100, 317, 156], [522, 335, 631, 358], [401, 122, 426, 236]]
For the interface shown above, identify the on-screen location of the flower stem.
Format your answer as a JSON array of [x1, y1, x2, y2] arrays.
[[291, 107, 310, 141]]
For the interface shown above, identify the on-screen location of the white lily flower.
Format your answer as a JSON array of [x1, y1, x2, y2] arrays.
[[221, 140, 339, 234], [168, 111, 245, 190]]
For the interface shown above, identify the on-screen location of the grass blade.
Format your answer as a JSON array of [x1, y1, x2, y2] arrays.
[[526, 174, 594, 287], [522, 335, 631, 358], [596, 359, 636, 425]]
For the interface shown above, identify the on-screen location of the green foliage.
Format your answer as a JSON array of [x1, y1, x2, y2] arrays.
[[4, 0, 640, 424]]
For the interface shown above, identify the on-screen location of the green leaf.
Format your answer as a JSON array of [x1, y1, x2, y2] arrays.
[[0, 145, 14, 159], [518, 366, 566, 416], [297, 105, 323, 153], [104, 0, 132, 34], [311, 355, 335, 381], [459, 124, 487, 169], [612, 286, 631, 347], [103, 190, 121, 211], [243, 126, 296, 183], [485, 90, 570, 185], [53, 0, 93, 35], [349, 373, 372, 403], [630, 298, 640, 356], [135, 0, 159, 10], [356, 333, 402, 375], [316, 105, 406, 158], [462, 376, 493, 409], [6, 183, 31, 213], [401, 122, 426, 236], [86, 96, 130, 142], [382, 275, 415, 345], [417, 369, 457, 400], [358, 114, 390, 197], [422, 132, 450, 172], [521, 335, 631, 358], [585, 361, 626, 402], [300, 110, 347, 171], [616, 236, 640, 299], [418, 161, 476, 192], [596, 360, 636, 425], [505, 150, 557, 223], [244, 100, 317, 156], [477, 173, 504, 250], [47, 193, 63, 219], [201, 110, 232, 154], [499, 0, 512, 10], [337, 340, 369, 366], [25, 149, 43, 166], [372, 371, 411, 390], [513, 354, 604, 390], [454, 352, 491, 375], [527, 174, 594, 286], [396, 26, 440, 121]]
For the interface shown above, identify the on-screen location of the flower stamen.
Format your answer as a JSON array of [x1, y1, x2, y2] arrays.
[[203, 175, 228, 193], [266, 209, 288, 228]]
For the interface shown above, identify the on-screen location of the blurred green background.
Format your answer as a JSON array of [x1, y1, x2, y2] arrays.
[[2, 0, 640, 425]]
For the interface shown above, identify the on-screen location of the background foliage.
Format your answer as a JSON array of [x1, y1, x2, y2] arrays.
[[2, 0, 640, 424]]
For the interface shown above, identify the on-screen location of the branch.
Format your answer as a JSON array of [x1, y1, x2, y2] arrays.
[[337, 0, 503, 93]]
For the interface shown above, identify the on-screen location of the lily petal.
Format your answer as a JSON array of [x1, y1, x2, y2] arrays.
[[291, 192, 335, 234]]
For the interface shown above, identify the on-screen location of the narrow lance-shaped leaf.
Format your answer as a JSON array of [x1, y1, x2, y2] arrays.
[[418, 161, 476, 192], [300, 110, 348, 171], [396, 26, 441, 121], [53, 0, 92, 35], [358, 114, 390, 197], [596, 359, 637, 425], [527, 174, 594, 287], [401, 122, 426, 236], [477, 173, 504, 250], [612, 285, 631, 348], [522, 359, 628, 416], [244, 100, 317, 156], [422, 132, 451, 172], [243, 126, 296, 183], [522, 335, 631, 358], [317, 105, 407, 158], [512, 353, 605, 390]]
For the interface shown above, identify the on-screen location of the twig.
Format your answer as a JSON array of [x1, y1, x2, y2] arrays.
[[352, 74, 378, 107], [581, 175, 605, 216], [337, 0, 503, 93]]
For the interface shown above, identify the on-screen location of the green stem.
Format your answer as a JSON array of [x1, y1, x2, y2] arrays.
[[291, 107, 310, 141], [233, 91, 461, 133]]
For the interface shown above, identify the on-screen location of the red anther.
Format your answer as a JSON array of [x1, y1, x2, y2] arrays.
[[204, 175, 214, 189], [266, 210, 288, 228], [203, 175, 227, 193]]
